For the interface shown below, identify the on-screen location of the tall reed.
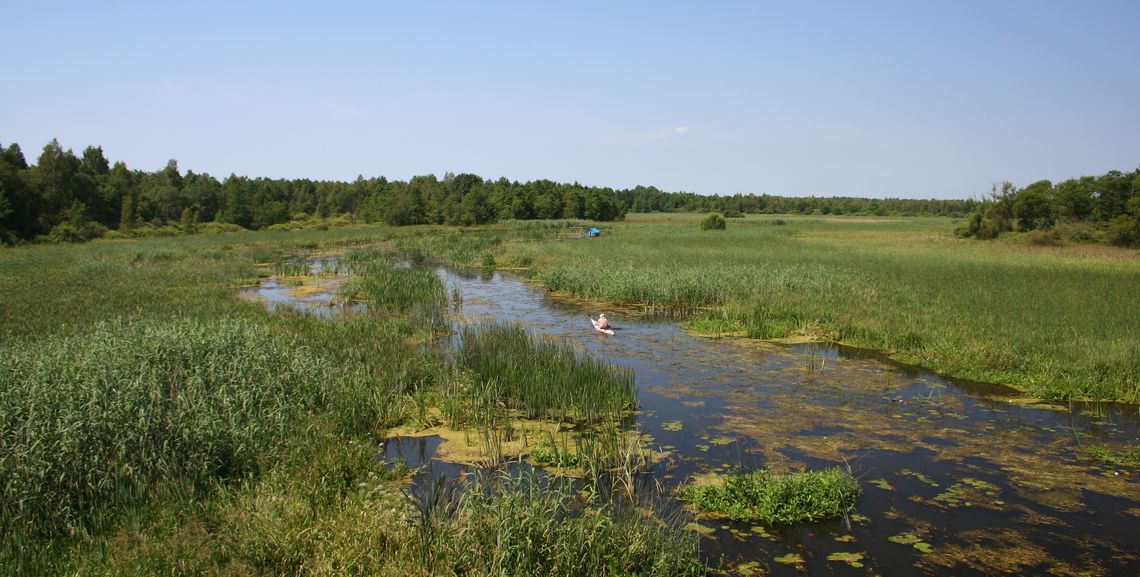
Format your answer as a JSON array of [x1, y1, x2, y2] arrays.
[[0, 318, 335, 538], [455, 323, 636, 424]]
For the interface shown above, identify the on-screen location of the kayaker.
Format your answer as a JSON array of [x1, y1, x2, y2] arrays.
[[596, 313, 611, 330]]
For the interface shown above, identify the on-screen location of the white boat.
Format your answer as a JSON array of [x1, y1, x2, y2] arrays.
[[591, 317, 615, 335]]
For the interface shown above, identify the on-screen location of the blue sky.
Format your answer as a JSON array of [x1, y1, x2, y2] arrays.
[[2, 1, 1138, 199]]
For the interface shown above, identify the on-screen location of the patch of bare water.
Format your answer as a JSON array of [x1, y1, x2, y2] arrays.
[[238, 254, 367, 319]]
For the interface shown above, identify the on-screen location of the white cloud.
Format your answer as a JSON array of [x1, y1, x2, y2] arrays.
[[673, 126, 690, 134]]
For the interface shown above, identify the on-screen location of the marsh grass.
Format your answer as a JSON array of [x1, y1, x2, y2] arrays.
[[682, 467, 861, 524], [0, 224, 709, 576], [488, 214, 1140, 402], [339, 248, 449, 331], [450, 471, 703, 577], [455, 323, 636, 424], [0, 318, 335, 538]]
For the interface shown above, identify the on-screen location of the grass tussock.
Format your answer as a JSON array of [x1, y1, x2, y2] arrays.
[[682, 467, 861, 524], [455, 323, 637, 424], [440, 472, 703, 577]]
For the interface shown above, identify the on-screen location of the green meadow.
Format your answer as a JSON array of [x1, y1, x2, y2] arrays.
[[494, 214, 1140, 403]]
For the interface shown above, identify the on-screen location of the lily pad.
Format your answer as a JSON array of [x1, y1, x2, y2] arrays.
[[870, 478, 896, 491], [826, 551, 865, 568], [913, 541, 935, 553], [889, 533, 922, 545], [774, 553, 805, 565], [736, 561, 763, 576], [684, 522, 714, 535], [662, 420, 684, 431]]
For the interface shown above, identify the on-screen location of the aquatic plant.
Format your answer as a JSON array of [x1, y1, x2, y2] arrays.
[[1084, 444, 1140, 469], [450, 471, 704, 577], [455, 322, 637, 424], [681, 467, 861, 524]]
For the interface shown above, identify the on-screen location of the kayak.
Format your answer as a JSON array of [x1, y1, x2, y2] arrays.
[[591, 317, 615, 335]]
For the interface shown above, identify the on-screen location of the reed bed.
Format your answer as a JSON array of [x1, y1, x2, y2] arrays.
[[455, 323, 637, 424], [489, 214, 1140, 402], [339, 248, 449, 324], [0, 225, 711, 576], [0, 318, 334, 538], [447, 471, 703, 577]]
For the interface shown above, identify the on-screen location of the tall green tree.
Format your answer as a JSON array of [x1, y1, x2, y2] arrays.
[[29, 139, 82, 234], [1013, 180, 1054, 230]]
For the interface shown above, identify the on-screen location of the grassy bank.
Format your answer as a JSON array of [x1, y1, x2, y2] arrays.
[[0, 224, 702, 576], [489, 214, 1140, 402]]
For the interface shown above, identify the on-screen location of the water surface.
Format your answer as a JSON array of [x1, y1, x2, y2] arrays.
[[439, 266, 1140, 577]]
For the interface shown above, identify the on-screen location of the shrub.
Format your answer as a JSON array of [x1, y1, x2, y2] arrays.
[[1054, 221, 1106, 244], [1109, 215, 1140, 247], [1025, 228, 1064, 247], [722, 208, 745, 218], [700, 213, 726, 230]]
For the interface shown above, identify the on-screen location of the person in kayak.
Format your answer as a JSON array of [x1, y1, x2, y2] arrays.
[[596, 313, 611, 330]]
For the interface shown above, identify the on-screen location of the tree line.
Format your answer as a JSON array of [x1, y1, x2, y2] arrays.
[[3, 138, 1127, 245], [955, 170, 1140, 247]]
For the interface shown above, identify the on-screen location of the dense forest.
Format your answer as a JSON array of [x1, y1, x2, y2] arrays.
[[1, 138, 1133, 245]]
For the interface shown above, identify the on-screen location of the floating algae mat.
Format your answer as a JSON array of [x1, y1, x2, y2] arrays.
[[436, 266, 1140, 577]]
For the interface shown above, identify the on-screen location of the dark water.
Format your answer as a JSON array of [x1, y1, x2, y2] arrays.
[[438, 266, 1140, 577]]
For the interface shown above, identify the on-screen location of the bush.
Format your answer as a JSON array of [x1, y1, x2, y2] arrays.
[[1025, 228, 1064, 247], [1110, 215, 1140, 247], [195, 221, 249, 234], [700, 213, 726, 230], [43, 221, 108, 243], [722, 209, 745, 218], [1054, 221, 1107, 244]]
